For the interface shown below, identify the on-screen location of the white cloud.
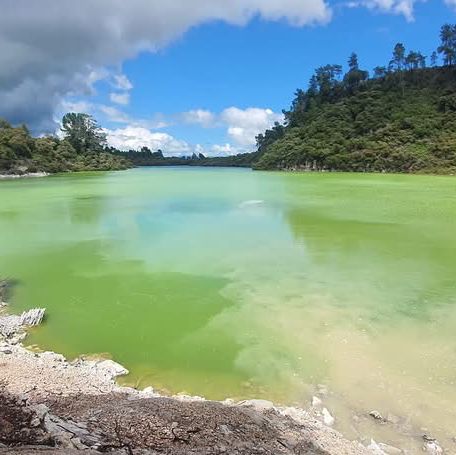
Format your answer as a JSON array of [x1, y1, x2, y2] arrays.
[[181, 106, 284, 149], [105, 126, 191, 155], [181, 109, 216, 127], [346, 0, 423, 20], [0, 0, 331, 131], [110, 92, 130, 105], [220, 107, 284, 147]]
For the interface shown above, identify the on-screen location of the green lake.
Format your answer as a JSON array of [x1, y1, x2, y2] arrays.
[[1, 167, 456, 445]]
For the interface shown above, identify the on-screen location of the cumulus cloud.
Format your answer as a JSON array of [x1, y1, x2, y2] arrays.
[[179, 106, 284, 148], [0, 0, 331, 131], [105, 126, 191, 155], [221, 107, 284, 147]]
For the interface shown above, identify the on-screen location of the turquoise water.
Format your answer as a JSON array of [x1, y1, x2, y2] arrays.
[[1, 167, 456, 445]]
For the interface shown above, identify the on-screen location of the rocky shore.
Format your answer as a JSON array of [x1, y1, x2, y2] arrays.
[[0, 302, 446, 454], [0, 172, 49, 180]]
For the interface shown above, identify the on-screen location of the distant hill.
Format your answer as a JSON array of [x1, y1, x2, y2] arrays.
[[109, 148, 257, 168], [254, 26, 456, 174]]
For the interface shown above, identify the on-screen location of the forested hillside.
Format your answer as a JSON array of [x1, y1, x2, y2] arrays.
[[0, 114, 129, 175], [254, 25, 456, 174]]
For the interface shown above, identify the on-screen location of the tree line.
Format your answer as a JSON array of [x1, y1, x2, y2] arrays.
[[0, 111, 252, 174]]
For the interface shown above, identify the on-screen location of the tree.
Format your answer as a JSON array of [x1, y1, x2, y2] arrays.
[[307, 75, 319, 97], [61, 113, 107, 153], [348, 52, 359, 72], [389, 43, 406, 71], [315, 64, 343, 100], [284, 89, 308, 126], [406, 51, 426, 70], [344, 53, 368, 92], [438, 24, 456, 66], [431, 51, 439, 67]]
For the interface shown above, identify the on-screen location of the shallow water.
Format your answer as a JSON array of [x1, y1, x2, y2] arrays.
[[1, 168, 456, 448]]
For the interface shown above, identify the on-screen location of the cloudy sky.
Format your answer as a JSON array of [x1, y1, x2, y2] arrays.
[[0, 0, 454, 156]]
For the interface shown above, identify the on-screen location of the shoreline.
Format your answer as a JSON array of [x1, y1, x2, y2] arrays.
[[0, 304, 444, 454], [0, 304, 373, 454]]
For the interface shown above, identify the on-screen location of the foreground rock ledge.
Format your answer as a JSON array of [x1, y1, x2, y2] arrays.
[[0, 390, 370, 455], [0, 349, 368, 455], [0, 308, 368, 454]]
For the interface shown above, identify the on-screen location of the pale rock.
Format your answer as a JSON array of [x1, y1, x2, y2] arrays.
[[367, 439, 387, 454], [312, 396, 323, 407], [32, 404, 49, 421], [322, 407, 335, 426], [141, 386, 159, 397], [95, 359, 128, 378], [423, 441, 443, 454], [239, 399, 275, 411]]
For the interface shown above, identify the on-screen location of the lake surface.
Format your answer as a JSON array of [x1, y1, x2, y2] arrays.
[[1, 167, 456, 447]]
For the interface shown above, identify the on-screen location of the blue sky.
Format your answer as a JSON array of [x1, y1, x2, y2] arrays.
[[1, 0, 455, 155]]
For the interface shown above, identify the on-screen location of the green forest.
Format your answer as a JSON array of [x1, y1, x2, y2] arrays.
[[253, 24, 456, 173], [0, 113, 129, 175]]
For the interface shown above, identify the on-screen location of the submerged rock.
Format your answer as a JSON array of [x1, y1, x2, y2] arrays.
[[423, 441, 443, 454], [369, 410, 387, 423], [377, 442, 403, 454]]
